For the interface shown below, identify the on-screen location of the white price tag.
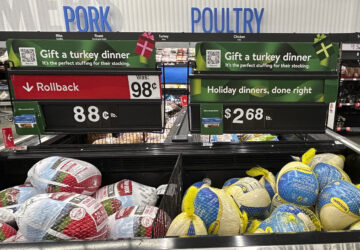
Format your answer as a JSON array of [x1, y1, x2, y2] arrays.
[[128, 75, 161, 99], [342, 43, 360, 51]]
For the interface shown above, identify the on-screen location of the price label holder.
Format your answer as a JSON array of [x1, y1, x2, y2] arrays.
[[8, 68, 163, 134], [189, 41, 340, 135], [341, 43, 360, 60], [191, 102, 328, 133], [40, 100, 162, 132]]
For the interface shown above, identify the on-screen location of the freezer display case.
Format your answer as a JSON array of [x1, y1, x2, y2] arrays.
[[1, 134, 360, 248]]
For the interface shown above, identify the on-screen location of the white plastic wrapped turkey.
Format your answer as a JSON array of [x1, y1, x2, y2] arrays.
[[94, 179, 158, 216], [27, 156, 101, 195], [108, 205, 171, 239], [15, 192, 108, 241], [0, 184, 38, 224]]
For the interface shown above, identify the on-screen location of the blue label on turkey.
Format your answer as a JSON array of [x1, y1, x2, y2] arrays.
[[277, 163, 318, 207], [256, 212, 308, 233], [313, 163, 350, 191]]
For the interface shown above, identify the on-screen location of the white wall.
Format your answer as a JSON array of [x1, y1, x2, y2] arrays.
[[1, 0, 359, 33]]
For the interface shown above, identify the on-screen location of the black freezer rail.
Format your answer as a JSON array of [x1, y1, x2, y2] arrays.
[[0, 139, 348, 160], [2, 232, 360, 249]]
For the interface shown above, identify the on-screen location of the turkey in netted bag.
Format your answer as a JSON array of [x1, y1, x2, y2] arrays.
[[255, 211, 310, 233], [313, 162, 351, 192], [181, 180, 211, 211], [0, 184, 38, 224], [27, 156, 101, 195], [192, 186, 247, 235], [223, 177, 271, 219], [15, 192, 108, 241], [317, 180, 360, 231], [108, 205, 171, 239], [94, 179, 158, 216], [246, 167, 276, 199], [271, 204, 321, 231], [276, 161, 319, 207], [167, 185, 207, 237], [308, 153, 345, 170]]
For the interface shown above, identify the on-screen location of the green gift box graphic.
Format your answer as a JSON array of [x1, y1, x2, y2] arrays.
[[313, 34, 335, 61]]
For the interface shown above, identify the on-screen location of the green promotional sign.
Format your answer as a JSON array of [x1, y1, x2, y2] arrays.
[[193, 38, 339, 135], [7, 39, 156, 68], [196, 41, 339, 72], [200, 103, 223, 135], [191, 78, 338, 103], [7, 38, 159, 135]]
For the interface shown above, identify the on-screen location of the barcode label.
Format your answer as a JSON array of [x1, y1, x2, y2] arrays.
[[206, 50, 221, 68], [19, 47, 37, 66]]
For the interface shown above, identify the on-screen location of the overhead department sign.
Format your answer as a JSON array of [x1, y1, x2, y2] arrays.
[[0, 0, 358, 33]]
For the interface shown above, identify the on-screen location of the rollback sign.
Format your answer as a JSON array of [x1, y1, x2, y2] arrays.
[[7, 38, 163, 135]]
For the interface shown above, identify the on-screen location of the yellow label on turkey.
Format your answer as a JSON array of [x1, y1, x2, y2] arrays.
[[208, 220, 220, 234], [301, 148, 316, 165], [246, 167, 269, 177], [240, 210, 248, 232], [330, 197, 349, 213], [288, 215, 296, 222], [295, 166, 313, 174], [265, 226, 273, 233]]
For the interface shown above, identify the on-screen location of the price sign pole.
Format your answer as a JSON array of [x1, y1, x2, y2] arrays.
[[6, 37, 164, 135], [189, 38, 339, 134]]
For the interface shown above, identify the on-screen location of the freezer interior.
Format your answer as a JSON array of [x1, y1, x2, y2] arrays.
[[1, 138, 360, 248]]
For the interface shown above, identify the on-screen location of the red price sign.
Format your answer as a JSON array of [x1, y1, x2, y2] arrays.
[[180, 95, 188, 106], [10, 75, 161, 100], [2, 128, 14, 148]]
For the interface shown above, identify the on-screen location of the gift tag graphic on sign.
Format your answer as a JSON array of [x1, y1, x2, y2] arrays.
[[128, 75, 161, 99]]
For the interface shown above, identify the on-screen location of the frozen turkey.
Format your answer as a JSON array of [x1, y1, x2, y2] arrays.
[[108, 205, 170, 239], [27, 156, 101, 195], [94, 179, 158, 216], [0, 184, 38, 224], [15, 192, 108, 241]]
